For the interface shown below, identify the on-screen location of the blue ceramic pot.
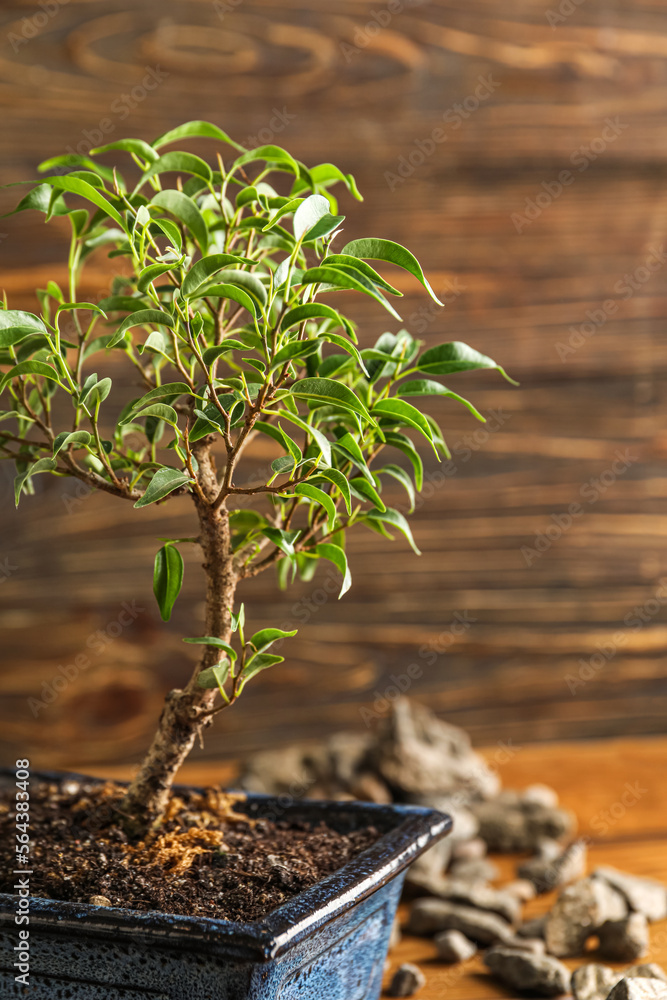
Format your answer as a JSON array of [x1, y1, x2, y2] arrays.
[[0, 770, 450, 999]]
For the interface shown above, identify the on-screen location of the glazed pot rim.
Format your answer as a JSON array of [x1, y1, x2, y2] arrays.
[[0, 767, 451, 961]]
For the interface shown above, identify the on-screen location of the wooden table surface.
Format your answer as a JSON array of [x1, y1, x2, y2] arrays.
[[93, 734, 667, 999]]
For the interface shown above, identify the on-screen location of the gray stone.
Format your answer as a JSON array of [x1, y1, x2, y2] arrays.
[[607, 978, 667, 1000], [501, 937, 546, 956], [470, 797, 576, 852], [370, 698, 500, 800], [387, 963, 427, 997], [483, 946, 571, 996], [545, 877, 628, 957], [407, 898, 514, 944], [522, 784, 560, 809], [434, 929, 477, 963], [571, 963, 619, 1000], [451, 837, 487, 862], [448, 858, 500, 883], [593, 867, 667, 923], [625, 966, 667, 985], [405, 835, 452, 893], [407, 878, 521, 924], [505, 879, 538, 902], [519, 840, 588, 894], [537, 838, 567, 862], [518, 916, 547, 939], [598, 914, 649, 962]]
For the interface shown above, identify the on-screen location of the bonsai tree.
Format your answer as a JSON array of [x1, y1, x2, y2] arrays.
[[0, 121, 514, 833]]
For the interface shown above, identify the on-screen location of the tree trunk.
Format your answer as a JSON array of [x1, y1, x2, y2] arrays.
[[121, 448, 236, 833]]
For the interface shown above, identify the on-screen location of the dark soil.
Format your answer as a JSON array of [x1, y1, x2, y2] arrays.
[[0, 779, 378, 922]]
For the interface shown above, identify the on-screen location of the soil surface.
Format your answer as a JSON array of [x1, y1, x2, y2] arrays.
[[0, 779, 378, 921]]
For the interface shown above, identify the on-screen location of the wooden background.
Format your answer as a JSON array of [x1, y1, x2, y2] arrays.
[[1, 0, 666, 773]]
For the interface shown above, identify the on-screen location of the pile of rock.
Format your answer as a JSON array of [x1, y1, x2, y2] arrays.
[[238, 698, 667, 999]]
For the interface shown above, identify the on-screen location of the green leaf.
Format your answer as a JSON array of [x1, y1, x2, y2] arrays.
[[384, 431, 424, 491], [131, 383, 193, 408], [341, 237, 442, 305], [86, 376, 112, 407], [262, 196, 304, 231], [309, 162, 363, 201], [324, 255, 402, 296], [231, 604, 245, 633], [249, 626, 298, 652], [153, 544, 184, 622], [379, 463, 415, 512], [312, 467, 351, 514], [372, 398, 438, 456], [262, 527, 300, 557], [349, 476, 385, 511], [293, 483, 337, 527], [272, 455, 295, 475], [107, 308, 175, 349], [4, 183, 68, 217], [271, 340, 320, 369], [416, 342, 518, 384], [241, 653, 284, 682], [184, 636, 237, 661], [0, 311, 47, 349], [204, 270, 267, 309], [130, 403, 179, 428], [137, 261, 180, 293], [256, 420, 302, 464], [196, 662, 231, 693], [320, 332, 369, 376], [97, 295, 149, 314], [291, 377, 372, 423], [280, 303, 346, 335], [293, 194, 331, 240], [150, 189, 208, 252], [181, 253, 255, 298], [52, 430, 92, 457], [14, 457, 57, 506], [140, 151, 213, 186], [232, 145, 300, 177], [90, 138, 159, 162], [397, 379, 486, 421], [0, 361, 63, 392], [153, 120, 245, 152], [134, 467, 192, 507], [366, 507, 421, 555], [273, 410, 332, 467], [42, 174, 126, 230], [301, 266, 402, 321], [314, 542, 351, 598]]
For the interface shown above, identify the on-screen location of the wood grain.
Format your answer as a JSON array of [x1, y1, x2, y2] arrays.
[[0, 0, 666, 770]]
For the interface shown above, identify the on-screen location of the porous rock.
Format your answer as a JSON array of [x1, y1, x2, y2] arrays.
[[369, 698, 500, 800], [522, 784, 560, 809], [505, 879, 538, 902], [593, 867, 667, 923], [434, 928, 477, 963], [484, 946, 571, 996], [448, 858, 500, 883], [470, 796, 576, 852], [571, 963, 619, 1000], [598, 913, 649, 962], [387, 963, 426, 997], [518, 916, 547, 939], [407, 898, 513, 944], [519, 840, 588, 894], [545, 876, 628, 957], [451, 837, 487, 862], [501, 937, 546, 956], [625, 966, 667, 984], [606, 978, 667, 1000]]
